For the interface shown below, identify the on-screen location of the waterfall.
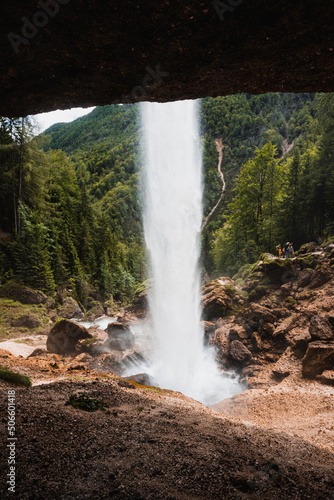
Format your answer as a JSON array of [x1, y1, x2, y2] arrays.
[[141, 99, 242, 405]]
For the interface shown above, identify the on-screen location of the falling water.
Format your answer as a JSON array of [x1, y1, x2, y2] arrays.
[[141, 99, 242, 405]]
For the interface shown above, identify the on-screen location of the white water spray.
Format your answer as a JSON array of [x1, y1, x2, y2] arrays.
[[141, 99, 242, 405]]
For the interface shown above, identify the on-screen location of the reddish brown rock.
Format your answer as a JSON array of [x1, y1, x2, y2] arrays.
[[309, 316, 333, 341], [297, 269, 316, 287], [309, 267, 333, 289], [302, 341, 334, 379], [248, 303, 277, 324], [287, 327, 312, 357], [229, 340, 252, 365], [47, 319, 92, 355]]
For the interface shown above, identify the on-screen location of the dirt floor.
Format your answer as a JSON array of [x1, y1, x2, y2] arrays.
[[0, 342, 334, 499]]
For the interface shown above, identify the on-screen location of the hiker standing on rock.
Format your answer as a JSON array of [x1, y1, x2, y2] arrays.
[[285, 242, 290, 258]]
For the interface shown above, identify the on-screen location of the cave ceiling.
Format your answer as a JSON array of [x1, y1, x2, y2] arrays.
[[0, 0, 333, 117]]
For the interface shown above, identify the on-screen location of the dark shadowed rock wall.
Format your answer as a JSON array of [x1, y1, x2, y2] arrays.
[[0, 0, 333, 117]]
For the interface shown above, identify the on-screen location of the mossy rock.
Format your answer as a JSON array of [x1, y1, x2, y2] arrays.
[[65, 392, 107, 412], [0, 366, 32, 386], [0, 283, 48, 304]]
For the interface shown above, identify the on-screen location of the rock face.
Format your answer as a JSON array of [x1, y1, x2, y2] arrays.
[[0, 1, 333, 117], [106, 322, 135, 350], [302, 342, 334, 379], [0, 283, 47, 304], [47, 319, 92, 355], [208, 242, 334, 387]]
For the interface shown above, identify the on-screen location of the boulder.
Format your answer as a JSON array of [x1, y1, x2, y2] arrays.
[[229, 340, 252, 365], [105, 338, 128, 351], [0, 283, 47, 304], [302, 341, 334, 378], [228, 325, 249, 341], [297, 268, 316, 287], [309, 316, 333, 341], [11, 314, 41, 328], [287, 327, 312, 357], [309, 266, 333, 289], [47, 319, 92, 355], [297, 242, 319, 254], [202, 278, 237, 320], [57, 297, 83, 319], [107, 322, 135, 349], [249, 303, 277, 324], [254, 256, 298, 284], [280, 282, 293, 297]]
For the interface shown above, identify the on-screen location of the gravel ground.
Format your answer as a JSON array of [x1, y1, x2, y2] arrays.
[[1, 375, 334, 500]]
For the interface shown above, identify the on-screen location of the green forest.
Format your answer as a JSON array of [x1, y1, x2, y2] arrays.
[[0, 93, 333, 307]]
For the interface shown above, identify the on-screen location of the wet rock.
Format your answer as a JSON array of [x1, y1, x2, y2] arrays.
[[47, 319, 92, 355], [202, 278, 237, 320], [123, 373, 152, 386], [302, 341, 334, 378], [309, 316, 333, 341], [107, 322, 135, 349], [57, 297, 83, 319], [122, 351, 146, 368], [0, 283, 48, 304], [202, 321, 216, 344], [11, 314, 41, 328], [229, 340, 252, 364], [105, 338, 128, 351]]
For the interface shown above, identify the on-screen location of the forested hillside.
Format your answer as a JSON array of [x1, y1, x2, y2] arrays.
[[0, 93, 333, 306]]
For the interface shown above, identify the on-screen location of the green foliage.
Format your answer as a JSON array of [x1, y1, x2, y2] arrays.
[[1, 93, 332, 299]]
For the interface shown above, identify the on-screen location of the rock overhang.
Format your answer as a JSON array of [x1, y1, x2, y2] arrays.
[[0, 0, 333, 118]]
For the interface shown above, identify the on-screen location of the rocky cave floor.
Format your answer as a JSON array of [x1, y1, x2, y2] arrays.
[[1, 243, 334, 498]]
